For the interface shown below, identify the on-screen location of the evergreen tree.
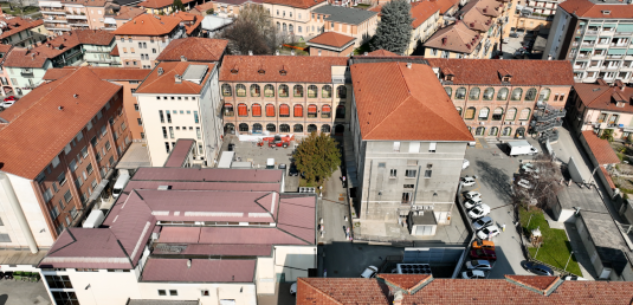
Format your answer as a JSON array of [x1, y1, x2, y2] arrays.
[[294, 132, 341, 186], [172, 0, 185, 12], [370, 0, 413, 54]]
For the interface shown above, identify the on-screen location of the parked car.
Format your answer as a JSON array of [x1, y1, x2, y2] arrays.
[[3, 96, 15, 102], [517, 179, 533, 189], [361, 266, 379, 278], [463, 191, 482, 201], [460, 176, 476, 187], [464, 199, 482, 209], [290, 282, 297, 295], [463, 159, 470, 169], [470, 248, 497, 261], [472, 216, 493, 230], [523, 262, 553, 276], [562, 275, 589, 281], [509, 32, 519, 38], [471, 240, 495, 251], [289, 163, 299, 176], [278, 163, 287, 174], [0, 100, 14, 108], [465, 259, 493, 270], [468, 204, 491, 219], [521, 163, 539, 173], [461, 270, 487, 279], [477, 225, 501, 239]]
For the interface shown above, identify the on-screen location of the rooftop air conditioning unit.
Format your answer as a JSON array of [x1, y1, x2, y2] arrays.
[[157, 185, 170, 191]]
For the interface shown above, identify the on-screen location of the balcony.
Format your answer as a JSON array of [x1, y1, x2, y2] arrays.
[[44, 17, 67, 23], [585, 30, 599, 35], [66, 14, 88, 20], [530, 118, 563, 132], [20, 71, 34, 77], [45, 25, 71, 31], [581, 42, 595, 46], [40, 8, 66, 14]]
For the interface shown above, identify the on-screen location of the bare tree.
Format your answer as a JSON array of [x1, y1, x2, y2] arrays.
[[220, 19, 270, 55], [512, 154, 564, 210]]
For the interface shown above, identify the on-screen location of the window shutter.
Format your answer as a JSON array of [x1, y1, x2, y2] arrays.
[[280, 104, 289, 116], [409, 142, 420, 153], [294, 105, 303, 117], [252, 104, 261, 117], [238, 104, 247, 116], [322, 105, 331, 113], [266, 104, 275, 117]]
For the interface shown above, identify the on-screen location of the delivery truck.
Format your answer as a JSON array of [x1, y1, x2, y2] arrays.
[[506, 140, 538, 156]]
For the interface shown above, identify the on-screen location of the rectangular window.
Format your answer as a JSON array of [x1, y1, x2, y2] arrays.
[[408, 142, 420, 153], [378, 162, 386, 168], [165, 142, 170, 153], [137, 118, 142, 126], [167, 110, 172, 123], [100, 126, 107, 137], [105, 141, 111, 151], [69, 160, 77, 171], [81, 146, 88, 158], [429, 142, 437, 153], [50, 206, 59, 219], [194, 111, 199, 123], [405, 170, 417, 178], [158, 290, 166, 296], [403, 184, 414, 189], [425, 170, 432, 177], [121, 122, 127, 131], [393, 142, 401, 152], [43, 188, 53, 202], [57, 172, 67, 185], [196, 127, 201, 140], [169, 290, 178, 296], [0, 234, 10, 243], [169, 127, 174, 138], [86, 163, 93, 175], [402, 192, 413, 203], [159, 110, 164, 123], [390, 169, 397, 177], [162, 127, 168, 139], [45, 275, 73, 289], [52, 156, 60, 168], [63, 190, 72, 203]]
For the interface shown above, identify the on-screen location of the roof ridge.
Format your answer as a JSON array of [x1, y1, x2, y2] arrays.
[[587, 86, 618, 107], [364, 63, 413, 137], [274, 224, 313, 245], [297, 278, 344, 305]]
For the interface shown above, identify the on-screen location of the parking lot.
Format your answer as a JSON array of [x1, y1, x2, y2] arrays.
[[0, 279, 51, 305], [460, 138, 538, 278]]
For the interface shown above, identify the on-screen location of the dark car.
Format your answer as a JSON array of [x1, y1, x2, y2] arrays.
[[289, 163, 299, 176], [228, 143, 235, 151], [470, 248, 497, 261], [523, 262, 554, 276]]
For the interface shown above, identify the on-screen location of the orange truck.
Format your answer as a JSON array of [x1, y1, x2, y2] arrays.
[[257, 135, 295, 148]]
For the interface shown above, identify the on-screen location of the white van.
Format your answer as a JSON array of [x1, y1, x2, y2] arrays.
[[266, 158, 275, 169], [112, 169, 130, 199]]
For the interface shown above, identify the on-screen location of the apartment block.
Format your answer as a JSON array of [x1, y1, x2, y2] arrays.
[[219, 55, 351, 137], [39, 0, 110, 33], [0, 15, 46, 47], [510, 0, 559, 33], [0, 67, 131, 254], [543, 0, 633, 84], [113, 14, 202, 69], [103, 6, 145, 31], [263, 0, 328, 39]]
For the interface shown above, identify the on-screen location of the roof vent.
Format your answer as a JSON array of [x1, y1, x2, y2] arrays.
[[364, 52, 368, 56], [602, 10, 611, 15], [248, 50, 253, 56], [187, 259, 192, 268], [180, 55, 187, 62], [290, 50, 295, 56], [470, 22, 475, 27], [157, 185, 170, 190], [58, 106, 63, 110], [158, 67, 164, 76], [258, 69, 265, 75], [73, 94, 78, 98], [175, 74, 182, 84], [406, 62, 412, 69], [275, 50, 279, 56], [280, 69, 287, 76]]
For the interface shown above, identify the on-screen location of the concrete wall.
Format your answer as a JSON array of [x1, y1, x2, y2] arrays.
[[199, 66, 223, 165], [7, 61, 52, 95], [575, 215, 606, 278]]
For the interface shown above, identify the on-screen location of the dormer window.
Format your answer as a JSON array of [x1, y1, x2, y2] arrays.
[[602, 10, 611, 15], [258, 69, 265, 75], [502, 76, 510, 82], [230, 68, 238, 74], [445, 75, 454, 82]]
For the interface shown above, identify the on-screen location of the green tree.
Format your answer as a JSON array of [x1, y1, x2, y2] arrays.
[[370, 0, 413, 54], [294, 132, 341, 186], [172, 0, 185, 12], [601, 129, 614, 142]]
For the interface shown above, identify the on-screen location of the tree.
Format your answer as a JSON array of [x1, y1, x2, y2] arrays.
[[294, 132, 341, 186], [370, 0, 413, 54], [172, 0, 185, 12], [219, 4, 276, 55], [206, 8, 214, 15], [512, 154, 563, 210], [601, 129, 614, 142]]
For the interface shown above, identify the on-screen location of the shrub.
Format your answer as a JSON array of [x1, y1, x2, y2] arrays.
[[206, 8, 214, 14]]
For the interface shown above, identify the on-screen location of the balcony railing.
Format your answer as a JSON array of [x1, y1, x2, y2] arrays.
[[66, 14, 87, 20], [41, 8, 66, 14]]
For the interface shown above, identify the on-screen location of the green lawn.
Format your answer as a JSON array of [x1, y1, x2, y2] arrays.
[[519, 207, 582, 276], [0, 5, 39, 16]]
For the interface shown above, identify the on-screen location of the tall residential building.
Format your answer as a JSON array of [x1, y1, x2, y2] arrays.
[[39, 0, 110, 33], [113, 14, 202, 69], [543, 0, 633, 84], [0, 66, 131, 254]]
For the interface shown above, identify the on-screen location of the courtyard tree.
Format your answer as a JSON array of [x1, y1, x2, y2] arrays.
[[512, 154, 563, 210], [370, 0, 413, 54], [220, 4, 276, 54], [294, 132, 341, 186]]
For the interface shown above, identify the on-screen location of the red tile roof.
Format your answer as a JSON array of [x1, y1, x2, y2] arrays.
[[365, 49, 400, 57], [424, 20, 481, 54], [172, 11, 202, 35], [113, 14, 182, 36], [43, 66, 151, 81], [137, 0, 196, 8], [582, 130, 620, 165], [425, 58, 575, 85], [350, 61, 473, 141], [110, 45, 120, 56], [560, 0, 633, 19], [142, 259, 256, 282], [263, 0, 327, 8], [602, 167, 616, 189], [308, 31, 355, 48], [297, 275, 633, 304], [436, 0, 459, 14], [219, 55, 348, 83], [574, 83, 633, 114], [135, 62, 215, 94], [411, 0, 440, 28], [110, 6, 145, 20], [156, 37, 228, 62], [0, 17, 43, 40], [0, 67, 121, 179], [123, 180, 281, 194], [379, 274, 432, 291]]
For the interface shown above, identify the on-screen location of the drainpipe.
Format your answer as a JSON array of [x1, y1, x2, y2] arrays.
[[0, 172, 38, 253]]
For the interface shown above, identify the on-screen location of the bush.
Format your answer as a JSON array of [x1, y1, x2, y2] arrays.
[[600, 129, 614, 142], [206, 8, 214, 14]]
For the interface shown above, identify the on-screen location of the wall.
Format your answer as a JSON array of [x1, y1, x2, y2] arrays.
[[138, 282, 257, 305], [575, 216, 605, 278], [199, 66, 223, 165], [116, 34, 170, 69], [7, 60, 52, 96], [115, 80, 144, 141], [263, 2, 327, 40], [309, 44, 355, 57]]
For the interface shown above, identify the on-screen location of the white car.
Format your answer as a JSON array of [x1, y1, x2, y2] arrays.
[[461, 270, 487, 279], [517, 179, 533, 189], [361, 266, 379, 278], [521, 163, 539, 173], [468, 204, 491, 219], [460, 176, 476, 187], [465, 259, 493, 270], [477, 225, 501, 239], [463, 191, 482, 201], [0, 100, 14, 108], [464, 199, 482, 209], [463, 159, 470, 169]]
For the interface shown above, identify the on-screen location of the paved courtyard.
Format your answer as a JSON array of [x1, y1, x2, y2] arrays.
[[0, 280, 51, 305]]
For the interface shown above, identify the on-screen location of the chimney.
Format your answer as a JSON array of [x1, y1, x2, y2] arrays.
[[158, 67, 164, 76], [291, 50, 295, 56], [406, 62, 412, 69], [393, 291, 404, 305], [58, 106, 64, 110], [180, 55, 187, 62], [275, 50, 279, 56], [175, 74, 182, 83], [187, 259, 192, 268], [248, 50, 253, 56], [73, 94, 78, 98]]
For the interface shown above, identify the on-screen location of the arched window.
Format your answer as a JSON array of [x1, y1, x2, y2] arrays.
[[322, 105, 331, 118], [265, 104, 275, 117], [469, 87, 480, 100], [525, 88, 537, 101], [279, 104, 290, 117], [264, 84, 274, 97], [222, 84, 232, 97], [236, 84, 246, 97], [294, 85, 303, 97], [492, 107, 504, 121], [238, 103, 247, 117], [455, 87, 467, 99], [505, 108, 517, 120], [321, 124, 331, 133], [516, 127, 525, 138], [519, 108, 531, 121], [224, 103, 234, 117], [478, 107, 489, 120], [277, 22, 280, 30], [307, 124, 317, 133], [511, 88, 523, 101], [465, 107, 476, 120], [322, 85, 332, 98], [476, 127, 486, 136], [250, 84, 260, 97], [490, 127, 498, 136], [253, 123, 263, 132], [502, 127, 512, 136], [280, 124, 290, 132], [289, 24, 293, 32], [266, 123, 276, 132], [252, 104, 262, 117], [308, 85, 318, 98], [294, 124, 303, 133], [483, 87, 494, 100], [538, 88, 551, 102], [239, 123, 249, 132], [278, 85, 289, 97], [282, 23, 287, 32], [497, 88, 509, 101], [225, 123, 235, 133], [308, 104, 317, 118], [456, 107, 462, 116], [336, 105, 345, 119], [294, 105, 303, 117], [445, 87, 452, 98], [337, 86, 347, 99]]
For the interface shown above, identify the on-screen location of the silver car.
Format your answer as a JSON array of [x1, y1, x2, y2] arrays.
[[472, 216, 493, 230]]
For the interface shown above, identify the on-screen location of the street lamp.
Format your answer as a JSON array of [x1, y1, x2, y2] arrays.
[[564, 251, 575, 271]]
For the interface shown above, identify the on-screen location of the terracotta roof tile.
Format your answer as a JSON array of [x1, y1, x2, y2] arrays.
[[425, 58, 575, 85], [0, 67, 121, 179], [436, 0, 459, 14], [411, 0, 440, 28], [263, 0, 327, 9], [560, 0, 633, 19], [0, 17, 43, 40], [351, 61, 473, 141], [137, 0, 196, 8], [219, 55, 348, 83], [505, 275, 561, 294], [109, 6, 145, 20], [424, 20, 481, 53], [582, 130, 620, 165], [574, 83, 633, 114], [378, 274, 432, 291], [156, 37, 228, 62], [110, 45, 120, 56], [365, 49, 400, 57], [171, 12, 202, 35], [135, 61, 216, 94], [113, 14, 182, 36], [43, 66, 151, 81], [307, 31, 355, 48], [193, 1, 216, 13]]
